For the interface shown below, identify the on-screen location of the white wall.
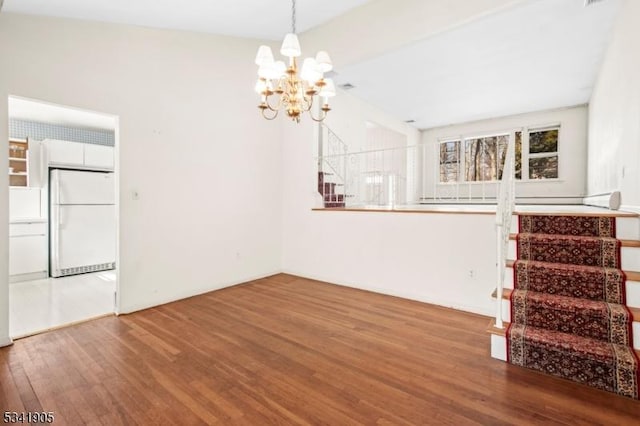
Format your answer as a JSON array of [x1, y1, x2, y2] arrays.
[[282, 85, 497, 317], [0, 98, 8, 345], [324, 89, 421, 153], [588, 0, 640, 213], [0, 13, 283, 344], [421, 105, 588, 202]]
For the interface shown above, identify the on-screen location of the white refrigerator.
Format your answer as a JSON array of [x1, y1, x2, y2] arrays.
[[50, 169, 116, 277]]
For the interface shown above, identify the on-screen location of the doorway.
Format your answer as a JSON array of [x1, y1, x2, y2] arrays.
[[7, 96, 119, 338]]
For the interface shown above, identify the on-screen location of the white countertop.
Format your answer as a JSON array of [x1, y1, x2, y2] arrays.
[[10, 217, 47, 224]]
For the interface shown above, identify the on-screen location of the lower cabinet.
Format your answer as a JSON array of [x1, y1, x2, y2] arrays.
[[9, 222, 47, 277]]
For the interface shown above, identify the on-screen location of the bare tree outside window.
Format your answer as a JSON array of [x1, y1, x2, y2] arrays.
[[439, 141, 459, 183], [436, 127, 557, 183], [465, 135, 508, 181]]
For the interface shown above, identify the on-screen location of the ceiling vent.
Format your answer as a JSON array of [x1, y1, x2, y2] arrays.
[[339, 83, 356, 90], [584, 0, 604, 6], [405, 119, 416, 124]]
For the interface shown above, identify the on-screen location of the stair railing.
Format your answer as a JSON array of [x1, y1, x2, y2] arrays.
[[495, 131, 517, 329], [321, 123, 348, 184]]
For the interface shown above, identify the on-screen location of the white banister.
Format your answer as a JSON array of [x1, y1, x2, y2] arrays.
[[494, 130, 517, 329]]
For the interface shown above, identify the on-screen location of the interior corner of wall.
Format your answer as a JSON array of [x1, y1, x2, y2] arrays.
[[0, 336, 13, 348]]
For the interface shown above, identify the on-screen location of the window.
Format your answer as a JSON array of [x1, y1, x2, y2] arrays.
[[437, 126, 559, 183], [514, 131, 523, 180], [439, 140, 460, 183], [464, 135, 508, 182], [528, 128, 558, 179]]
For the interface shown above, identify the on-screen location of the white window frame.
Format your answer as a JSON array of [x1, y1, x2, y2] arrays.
[[436, 124, 561, 184], [525, 125, 560, 180], [437, 139, 461, 185]]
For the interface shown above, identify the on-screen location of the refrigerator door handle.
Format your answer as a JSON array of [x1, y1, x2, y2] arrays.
[[58, 206, 64, 229], [56, 176, 61, 205], [50, 204, 60, 275]]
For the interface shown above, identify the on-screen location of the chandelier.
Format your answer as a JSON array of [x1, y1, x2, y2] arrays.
[[254, 0, 336, 123]]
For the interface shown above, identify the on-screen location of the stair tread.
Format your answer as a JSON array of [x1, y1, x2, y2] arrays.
[[514, 211, 639, 218], [492, 287, 640, 319], [510, 323, 638, 359], [505, 259, 640, 281], [487, 320, 640, 358], [510, 233, 640, 247]]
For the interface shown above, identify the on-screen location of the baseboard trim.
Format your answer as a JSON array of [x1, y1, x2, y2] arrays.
[[281, 268, 493, 317], [620, 205, 640, 215], [117, 269, 282, 315], [0, 336, 14, 348], [583, 191, 621, 210]]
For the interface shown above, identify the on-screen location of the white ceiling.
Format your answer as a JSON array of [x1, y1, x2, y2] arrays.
[[334, 0, 622, 129], [9, 97, 118, 131], [2, 0, 623, 130], [2, 0, 370, 40]]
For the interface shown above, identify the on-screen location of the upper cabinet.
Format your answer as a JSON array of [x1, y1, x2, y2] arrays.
[[46, 139, 84, 166], [8, 139, 29, 187], [44, 139, 114, 170], [84, 143, 115, 170]]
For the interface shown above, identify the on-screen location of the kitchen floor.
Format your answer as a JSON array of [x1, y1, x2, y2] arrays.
[[9, 270, 116, 339]]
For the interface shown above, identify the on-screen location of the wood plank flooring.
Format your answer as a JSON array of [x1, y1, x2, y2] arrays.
[[1, 274, 638, 425]]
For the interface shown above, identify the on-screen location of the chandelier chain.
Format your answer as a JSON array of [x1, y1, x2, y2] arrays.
[[291, 0, 296, 34]]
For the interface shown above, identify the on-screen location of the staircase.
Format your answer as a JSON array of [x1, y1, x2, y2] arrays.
[[317, 171, 346, 208], [318, 123, 348, 208], [489, 212, 640, 399]]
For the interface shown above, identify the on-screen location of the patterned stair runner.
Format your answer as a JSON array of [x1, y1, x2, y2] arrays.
[[507, 215, 640, 399]]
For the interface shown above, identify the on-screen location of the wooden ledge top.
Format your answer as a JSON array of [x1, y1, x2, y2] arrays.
[[313, 206, 639, 217], [312, 207, 496, 215]]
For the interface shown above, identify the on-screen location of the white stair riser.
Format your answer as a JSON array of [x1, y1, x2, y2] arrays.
[[622, 247, 640, 271], [628, 282, 640, 308], [504, 267, 639, 308], [504, 269, 514, 289], [617, 217, 640, 240], [497, 298, 640, 350], [508, 241, 639, 271], [509, 215, 518, 233], [491, 334, 507, 361]]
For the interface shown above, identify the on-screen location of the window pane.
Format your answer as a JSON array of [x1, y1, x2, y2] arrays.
[[465, 139, 481, 181], [529, 156, 558, 179], [529, 129, 558, 154], [483, 137, 498, 181], [515, 131, 522, 180], [465, 136, 505, 181], [496, 135, 508, 180], [439, 141, 459, 182]]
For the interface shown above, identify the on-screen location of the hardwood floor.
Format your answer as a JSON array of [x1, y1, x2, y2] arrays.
[[1, 274, 638, 425]]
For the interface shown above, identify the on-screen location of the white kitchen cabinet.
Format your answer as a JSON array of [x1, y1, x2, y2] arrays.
[[45, 139, 114, 170], [46, 139, 85, 166], [84, 144, 115, 170], [9, 188, 42, 219], [9, 222, 47, 276]]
